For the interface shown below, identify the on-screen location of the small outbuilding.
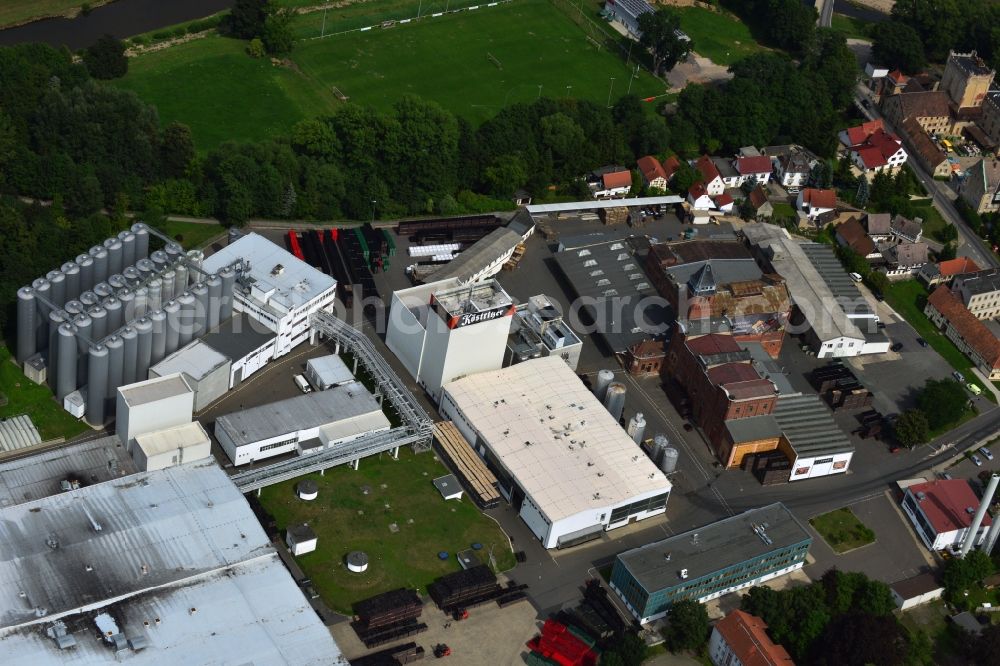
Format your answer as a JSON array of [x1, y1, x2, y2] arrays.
[[305, 354, 354, 391], [287, 523, 318, 556], [296, 479, 319, 501], [433, 474, 464, 501], [890, 572, 944, 610]]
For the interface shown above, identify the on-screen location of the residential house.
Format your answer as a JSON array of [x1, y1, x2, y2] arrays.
[[891, 215, 923, 243], [883, 242, 929, 279], [882, 91, 953, 136], [919, 257, 982, 287], [709, 610, 795, 666], [865, 212, 892, 241], [951, 268, 1000, 319], [715, 193, 735, 214], [748, 185, 773, 218], [873, 69, 909, 101], [688, 182, 715, 210], [797, 188, 836, 219], [981, 90, 1000, 146], [958, 158, 1000, 215], [735, 156, 773, 185], [839, 119, 887, 148], [713, 157, 742, 189], [662, 155, 682, 183], [848, 128, 908, 174], [925, 286, 1000, 380], [835, 217, 880, 260], [774, 151, 812, 191], [694, 155, 725, 195], [637, 155, 668, 191], [592, 169, 632, 198], [902, 117, 952, 179]]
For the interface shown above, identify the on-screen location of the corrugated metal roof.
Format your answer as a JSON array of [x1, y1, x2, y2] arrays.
[[426, 227, 522, 284], [772, 394, 854, 457]]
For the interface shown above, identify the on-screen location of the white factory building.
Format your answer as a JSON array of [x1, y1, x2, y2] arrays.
[[115, 373, 195, 451], [213, 381, 391, 466], [0, 459, 342, 664], [201, 232, 336, 372], [440, 356, 671, 549], [386, 278, 515, 402]]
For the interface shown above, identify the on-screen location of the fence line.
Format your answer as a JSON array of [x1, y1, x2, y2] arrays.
[[305, 0, 514, 41], [546, 0, 659, 81]]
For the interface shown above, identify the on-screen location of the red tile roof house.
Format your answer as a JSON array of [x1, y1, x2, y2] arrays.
[[714, 193, 735, 213], [835, 217, 879, 259], [688, 182, 715, 210], [919, 257, 982, 287], [708, 609, 795, 666], [637, 156, 668, 191], [796, 188, 836, 219], [661, 155, 682, 182], [901, 478, 993, 550], [592, 169, 632, 198], [735, 156, 774, 186], [841, 120, 908, 174], [924, 286, 1000, 380], [694, 155, 725, 195]]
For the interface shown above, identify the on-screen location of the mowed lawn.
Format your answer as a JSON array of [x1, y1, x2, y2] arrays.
[[809, 507, 875, 554], [115, 36, 339, 150], [676, 6, 763, 66], [0, 345, 87, 442], [258, 447, 516, 613]]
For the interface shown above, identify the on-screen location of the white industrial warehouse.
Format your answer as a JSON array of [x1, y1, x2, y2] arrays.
[[213, 380, 391, 466], [440, 356, 671, 549]]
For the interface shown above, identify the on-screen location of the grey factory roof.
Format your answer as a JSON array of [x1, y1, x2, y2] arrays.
[[743, 224, 864, 343], [553, 238, 667, 352], [0, 460, 342, 664], [200, 312, 276, 362], [772, 394, 854, 458], [203, 232, 335, 312], [954, 268, 1000, 296], [616, 503, 810, 592], [725, 415, 782, 444], [0, 414, 41, 454], [800, 243, 875, 317], [117, 373, 192, 407], [525, 196, 682, 214], [214, 380, 382, 447], [663, 258, 763, 287], [426, 227, 523, 284], [305, 354, 354, 388], [738, 342, 799, 396], [0, 436, 136, 509], [150, 339, 229, 382]]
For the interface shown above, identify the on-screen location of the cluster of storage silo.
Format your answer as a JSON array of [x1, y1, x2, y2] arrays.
[[16, 223, 240, 426]]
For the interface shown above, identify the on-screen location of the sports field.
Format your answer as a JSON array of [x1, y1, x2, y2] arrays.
[[675, 6, 763, 66], [117, 0, 664, 145]]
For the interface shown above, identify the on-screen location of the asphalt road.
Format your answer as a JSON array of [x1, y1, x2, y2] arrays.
[[817, 0, 834, 27]]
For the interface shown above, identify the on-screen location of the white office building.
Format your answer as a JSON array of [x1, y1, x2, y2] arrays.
[[386, 278, 515, 402], [440, 357, 671, 549]]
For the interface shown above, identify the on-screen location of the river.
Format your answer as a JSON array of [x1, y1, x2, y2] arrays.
[[0, 0, 234, 50]]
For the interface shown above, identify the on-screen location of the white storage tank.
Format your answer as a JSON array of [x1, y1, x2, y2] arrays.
[[603, 382, 626, 423], [594, 369, 615, 402], [660, 446, 679, 474], [627, 412, 646, 444], [296, 479, 319, 501]]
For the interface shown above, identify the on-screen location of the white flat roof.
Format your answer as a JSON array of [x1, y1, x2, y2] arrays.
[[203, 233, 335, 312], [150, 339, 229, 382], [134, 421, 211, 457], [442, 357, 670, 523], [526, 196, 683, 214], [305, 354, 354, 387], [118, 373, 192, 407]]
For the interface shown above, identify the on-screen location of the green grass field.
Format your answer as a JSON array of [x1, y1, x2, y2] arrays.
[[830, 13, 871, 41], [258, 447, 515, 613], [910, 199, 948, 243], [286, 0, 485, 39], [158, 219, 227, 249], [809, 507, 875, 554], [0, 345, 87, 442], [0, 0, 94, 28], [676, 6, 763, 66]]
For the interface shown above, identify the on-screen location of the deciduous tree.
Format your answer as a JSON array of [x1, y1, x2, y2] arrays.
[[637, 9, 691, 75], [664, 599, 709, 652], [893, 410, 929, 447], [82, 34, 127, 80]]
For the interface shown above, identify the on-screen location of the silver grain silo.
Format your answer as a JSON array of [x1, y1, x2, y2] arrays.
[[660, 447, 679, 474], [73, 313, 92, 385], [88, 305, 108, 341], [32, 278, 52, 351], [89, 245, 109, 285], [93, 281, 113, 300], [163, 300, 181, 354], [46, 309, 68, 391], [86, 344, 109, 426], [160, 269, 176, 302], [119, 230, 136, 268], [150, 249, 168, 271], [594, 369, 615, 402], [651, 434, 669, 465], [104, 237, 123, 275], [177, 291, 196, 347], [206, 274, 222, 331], [191, 282, 209, 338], [62, 261, 80, 300], [79, 290, 98, 308], [627, 412, 646, 444], [175, 263, 189, 294], [47, 270, 66, 307], [186, 249, 204, 272], [106, 334, 124, 401], [134, 287, 149, 319], [134, 317, 153, 382], [604, 382, 626, 423], [64, 299, 84, 316], [104, 296, 123, 332], [149, 309, 167, 365], [16, 286, 36, 364], [147, 278, 162, 312], [164, 242, 183, 264], [131, 222, 149, 259], [76, 253, 94, 292], [56, 323, 78, 401], [118, 288, 135, 323], [228, 228, 243, 244], [123, 266, 141, 289], [136, 257, 155, 281], [108, 273, 127, 292], [219, 266, 236, 322], [121, 326, 138, 386]]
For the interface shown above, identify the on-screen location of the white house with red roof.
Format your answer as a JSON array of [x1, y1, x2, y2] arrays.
[[637, 156, 668, 191], [688, 182, 715, 210], [796, 188, 837, 219], [714, 193, 735, 213], [694, 155, 725, 195], [593, 169, 633, 198], [734, 156, 773, 185], [901, 479, 992, 551], [840, 119, 908, 174]]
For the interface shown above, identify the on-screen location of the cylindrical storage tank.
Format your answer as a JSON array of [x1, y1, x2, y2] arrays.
[[175, 264, 189, 295], [296, 480, 319, 500], [119, 230, 136, 269], [177, 291, 196, 347], [206, 274, 222, 331], [93, 281, 113, 300], [651, 434, 669, 464], [85, 344, 109, 426], [56, 323, 78, 401], [104, 237, 123, 276], [64, 299, 84, 316], [106, 334, 124, 400], [136, 257, 155, 280], [164, 242, 183, 264], [594, 369, 615, 403], [134, 317, 153, 382], [73, 313, 92, 385], [89, 245, 109, 285], [149, 309, 167, 365], [47, 270, 66, 308], [32, 278, 52, 352], [108, 273, 127, 292], [164, 300, 181, 355], [160, 269, 176, 302], [228, 228, 243, 245], [186, 249, 204, 273], [62, 262, 81, 300], [191, 282, 209, 338], [147, 278, 163, 312], [134, 287, 149, 319], [79, 290, 98, 308], [16, 286, 36, 364], [121, 326, 138, 386], [627, 412, 646, 445], [219, 267, 236, 323], [118, 288, 135, 323], [603, 382, 626, 423], [88, 305, 108, 341], [76, 253, 94, 292], [347, 551, 369, 573], [660, 447, 679, 475], [150, 249, 169, 271], [131, 222, 149, 260], [46, 309, 68, 391], [123, 266, 142, 289], [104, 296, 123, 332]]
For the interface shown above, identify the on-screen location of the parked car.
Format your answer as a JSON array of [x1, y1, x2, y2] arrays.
[[980, 447, 994, 461], [917, 337, 929, 347], [874, 292, 884, 302], [890, 342, 904, 352], [877, 322, 886, 329], [968, 383, 983, 396], [953, 370, 966, 383], [972, 454, 983, 467]]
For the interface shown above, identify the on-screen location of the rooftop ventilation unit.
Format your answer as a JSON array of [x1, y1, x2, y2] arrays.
[[270, 264, 285, 277]]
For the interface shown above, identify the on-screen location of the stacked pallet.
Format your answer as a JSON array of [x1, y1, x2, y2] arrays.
[[526, 620, 599, 666], [429, 565, 496, 611], [599, 207, 628, 226], [433, 421, 501, 509], [350, 641, 425, 666], [352, 589, 427, 649], [503, 243, 526, 271]]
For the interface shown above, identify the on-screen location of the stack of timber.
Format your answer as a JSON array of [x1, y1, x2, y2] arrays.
[[433, 421, 501, 509]]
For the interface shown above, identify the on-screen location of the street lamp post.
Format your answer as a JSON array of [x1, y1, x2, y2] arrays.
[[537, 84, 543, 99], [566, 85, 572, 97], [371, 200, 377, 224]]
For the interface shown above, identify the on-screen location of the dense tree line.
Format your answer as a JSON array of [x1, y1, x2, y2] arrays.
[[873, 0, 1000, 72], [719, 0, 817, 57]]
